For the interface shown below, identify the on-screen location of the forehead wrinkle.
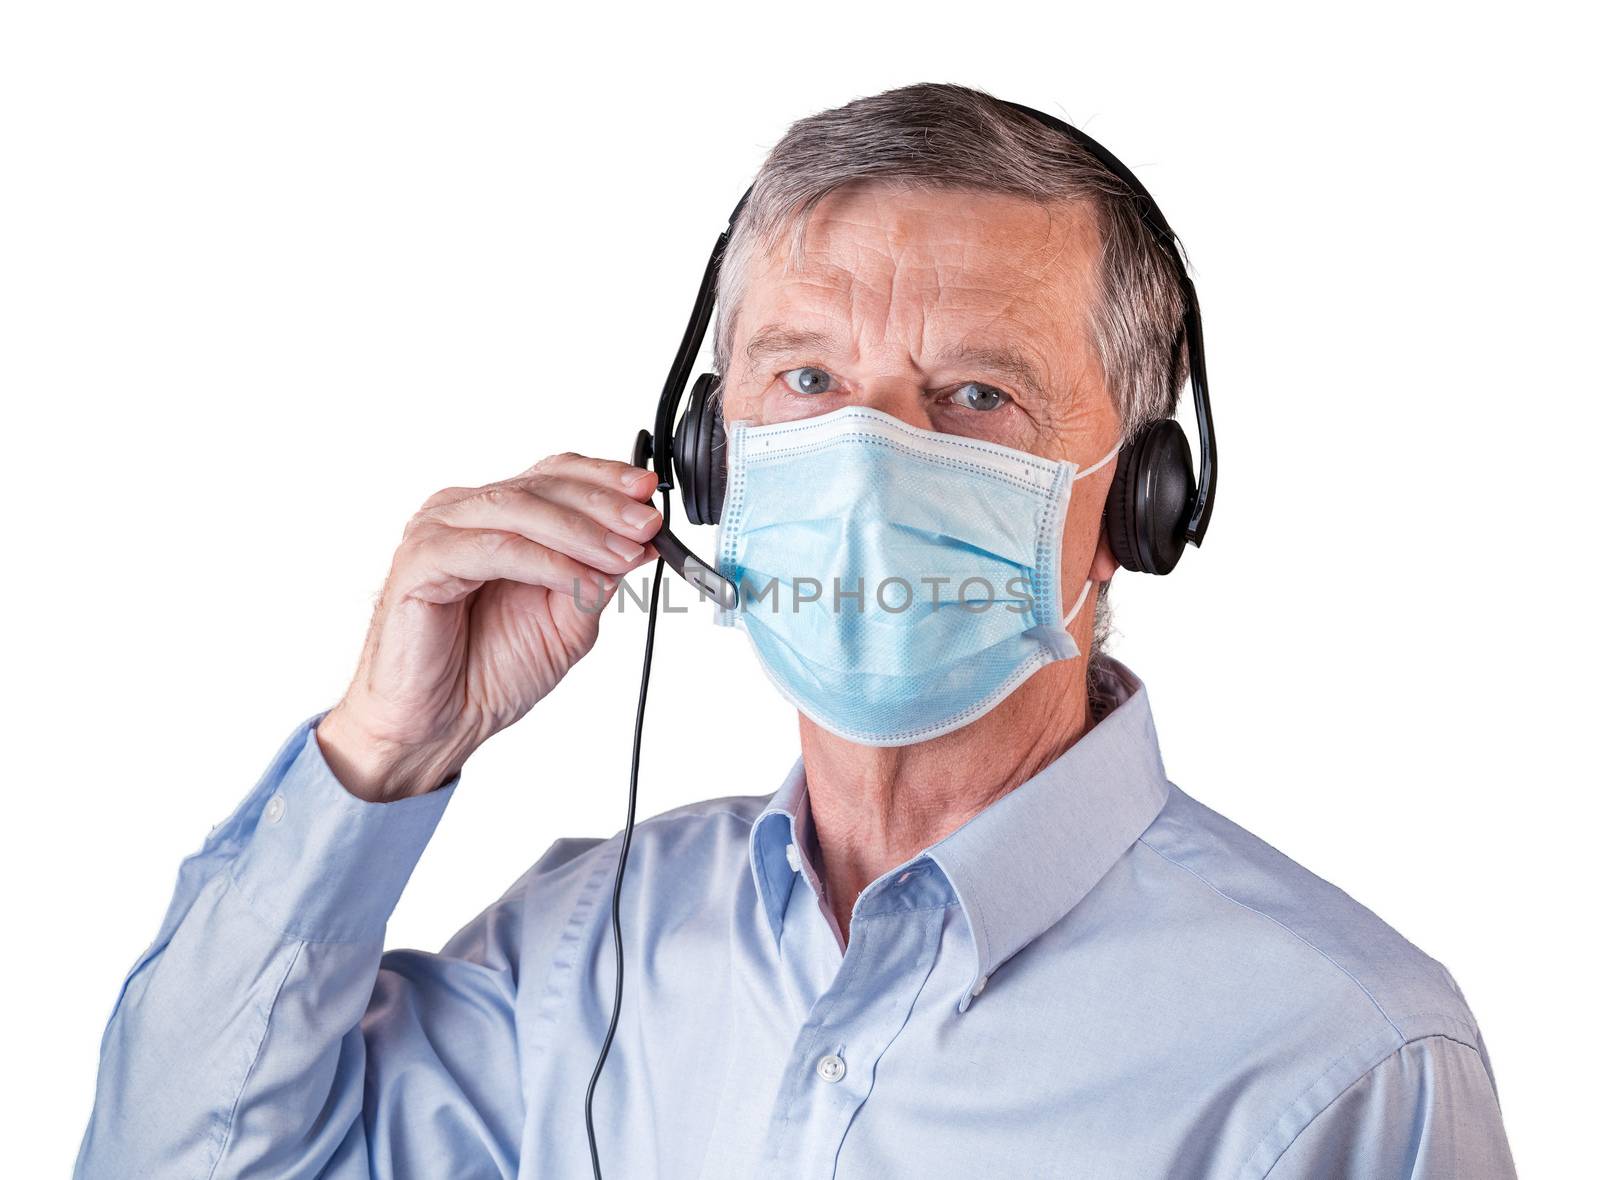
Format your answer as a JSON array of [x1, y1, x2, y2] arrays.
[[747, 257, 1058, 391], [748, 248, 867, 335], [744, 193, 1091, 389], [791, 199, 945, 355], [783, 240, 906, 364], [877, 250, 944, 365]]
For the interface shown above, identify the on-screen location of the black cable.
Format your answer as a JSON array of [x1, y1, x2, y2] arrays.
[[584, 493, 669, 1179]]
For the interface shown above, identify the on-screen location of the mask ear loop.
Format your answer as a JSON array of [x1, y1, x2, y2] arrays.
[[1025, 538, 1101, 658], [1024, 436, 1123, 660], [1071, 435, 1123, 482], [1064, 435, 1123, 626], [1062, 575, 1095, 625]]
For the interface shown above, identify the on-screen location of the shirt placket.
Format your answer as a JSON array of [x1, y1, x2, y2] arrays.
[[757, 862, 952, 1177]]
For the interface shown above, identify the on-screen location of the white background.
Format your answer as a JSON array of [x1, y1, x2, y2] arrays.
[[3, 2, 1593, 1174]]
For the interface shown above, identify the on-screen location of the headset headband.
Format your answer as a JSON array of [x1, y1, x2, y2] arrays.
[[651, 99, 1216, 546]]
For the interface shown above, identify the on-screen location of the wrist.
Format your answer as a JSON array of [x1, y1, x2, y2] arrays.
[[315, 704, 471, 802]]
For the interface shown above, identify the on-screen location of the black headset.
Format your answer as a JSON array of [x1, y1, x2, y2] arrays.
[[634, 99, 1217, 594]]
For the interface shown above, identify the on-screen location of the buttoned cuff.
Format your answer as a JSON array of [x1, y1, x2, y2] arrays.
[[226, 711, 458, 943]]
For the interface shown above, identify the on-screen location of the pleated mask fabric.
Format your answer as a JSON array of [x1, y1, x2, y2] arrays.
[[714, 406, 1117, 746]]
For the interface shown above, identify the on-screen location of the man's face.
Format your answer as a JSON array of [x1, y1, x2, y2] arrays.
[[721, 181, 1121, 463], [720, 181, 1123, 618]]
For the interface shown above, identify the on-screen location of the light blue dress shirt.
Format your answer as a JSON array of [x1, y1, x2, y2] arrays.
[[75, 658, 1516, 1177]]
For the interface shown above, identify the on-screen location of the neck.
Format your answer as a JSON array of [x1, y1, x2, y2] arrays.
[[798, 659, 1099, 943]]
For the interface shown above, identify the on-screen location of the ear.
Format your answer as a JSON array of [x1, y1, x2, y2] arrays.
[[1090, 522, 1120, 584]]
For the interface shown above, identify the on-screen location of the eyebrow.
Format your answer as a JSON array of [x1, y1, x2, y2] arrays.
[[743, 325, 844, 368], [742, 323, 1049, 400], [932, 343, 1049, 401]]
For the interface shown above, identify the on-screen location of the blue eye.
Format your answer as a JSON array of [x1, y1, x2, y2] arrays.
[[781, 367, 834, 395], [953, 382, 1010, 412]]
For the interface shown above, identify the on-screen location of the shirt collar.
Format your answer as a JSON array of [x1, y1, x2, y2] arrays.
[[748, 656, 1171, 1010]]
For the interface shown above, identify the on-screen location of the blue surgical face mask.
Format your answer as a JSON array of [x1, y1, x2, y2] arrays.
[[713, 405, 1119, 746]]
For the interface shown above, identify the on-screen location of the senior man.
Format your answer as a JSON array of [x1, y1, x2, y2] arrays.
[[77, 84, 1515, 1178]]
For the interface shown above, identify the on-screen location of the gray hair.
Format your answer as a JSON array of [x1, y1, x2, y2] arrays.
[[712, 82, 1191, 683]]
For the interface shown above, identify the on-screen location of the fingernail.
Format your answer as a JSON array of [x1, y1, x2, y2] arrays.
[[621, 467, 652, 489], [604, 533, 645, 560], [621, 503, 659, 529]]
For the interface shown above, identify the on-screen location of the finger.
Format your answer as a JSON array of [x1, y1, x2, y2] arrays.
[[525, 451, 658, 500], [428, 485, 648, 575], [419, 485, 476, 512], [403, 527, 613, 605], [531, 477, 662, 545], [586, 542, 660, 605]]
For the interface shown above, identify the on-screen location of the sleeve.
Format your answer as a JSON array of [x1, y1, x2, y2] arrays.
[[1264, 1035, 1517, 1179], [72, 711, 528, 1179]]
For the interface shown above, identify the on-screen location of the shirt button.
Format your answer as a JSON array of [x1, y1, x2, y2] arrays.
[[264, 793, 287, 824], [971, 973, 989, 997], [816, 1053, 846, 1084], [785, 842, 802, 872]]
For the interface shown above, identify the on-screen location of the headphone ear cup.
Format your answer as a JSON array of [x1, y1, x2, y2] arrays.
[[672, 372, 726, 526], [704, 386, 726, 525], [1104, 435, 1146, 573], [1103, 419, 1195, 575]]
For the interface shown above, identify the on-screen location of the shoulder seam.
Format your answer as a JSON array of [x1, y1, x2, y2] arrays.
[[1134, 835, 1404, 1039], [1248, 1034, 1487, 1179]]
